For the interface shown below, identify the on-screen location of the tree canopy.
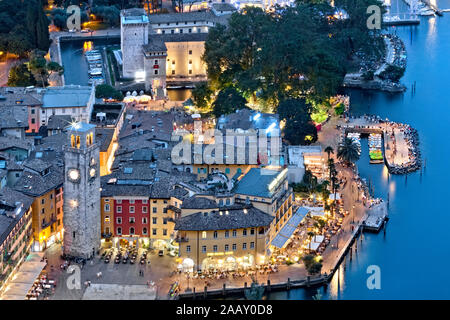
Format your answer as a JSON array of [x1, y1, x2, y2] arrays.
[[212, 87, 247, 118], [95, 84, 124, 100], [28, 50, 64, 87], [7, 63, 37, 87], [0, 0, 50, 57], [277, 98, 318, 145], [202, 0, 384, 107], [337, 137, 361, 164]]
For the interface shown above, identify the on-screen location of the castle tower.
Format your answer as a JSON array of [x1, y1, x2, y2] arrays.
[[63, 122, 101, 259], [143, 39, 167, 97], [120, 8, 149, 79]]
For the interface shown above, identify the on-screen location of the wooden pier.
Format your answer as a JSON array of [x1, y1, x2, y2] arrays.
[[363, 202, 389, 232], [383, 18, 420, 26]]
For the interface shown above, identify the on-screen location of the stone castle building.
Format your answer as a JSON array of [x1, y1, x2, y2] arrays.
[[120, 8, 233, 97], [63, 122, 101, 259]]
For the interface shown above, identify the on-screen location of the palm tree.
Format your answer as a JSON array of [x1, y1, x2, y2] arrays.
[[324, 146, 334, 161], [337, 138, 360, 165]]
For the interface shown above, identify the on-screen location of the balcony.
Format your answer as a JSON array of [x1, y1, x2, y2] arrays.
[[175, 236, 189, 243], [101, 232, 112, 239]]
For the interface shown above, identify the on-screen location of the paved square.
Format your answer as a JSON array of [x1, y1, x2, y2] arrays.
[[82, 284, 156, 300]]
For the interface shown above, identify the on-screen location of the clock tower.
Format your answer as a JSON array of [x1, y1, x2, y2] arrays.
[[63, 122, 101, 259]]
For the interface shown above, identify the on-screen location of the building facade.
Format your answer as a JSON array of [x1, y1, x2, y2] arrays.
[[0, 188, 33, 294], [120, 9, 231, 94], [175, 205, 273, 271], [40, 86, 95, 126], [13, 159, 64, 252]]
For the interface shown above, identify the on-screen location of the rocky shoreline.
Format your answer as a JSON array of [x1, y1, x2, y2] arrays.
[[342, 76, 407, 93], [385, 125, 421, 175], [343, 34, 407, 93]]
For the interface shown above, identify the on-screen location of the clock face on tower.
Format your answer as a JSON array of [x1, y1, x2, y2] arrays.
[[89, 168, 96, 179], [68, 169, 80, 183]]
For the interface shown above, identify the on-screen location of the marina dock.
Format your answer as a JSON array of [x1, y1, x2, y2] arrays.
[[363, 202, 389, 232], [383, 16, 420, 26]]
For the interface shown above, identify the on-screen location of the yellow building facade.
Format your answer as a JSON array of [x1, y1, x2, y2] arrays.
[[175, 206, 273, 271], [31, 187, 64, 251]]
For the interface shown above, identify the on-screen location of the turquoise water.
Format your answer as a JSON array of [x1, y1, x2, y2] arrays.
[[268, 0, 450, 300]]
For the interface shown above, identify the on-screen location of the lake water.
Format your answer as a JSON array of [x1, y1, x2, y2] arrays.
[[267, 0, 450, 300]]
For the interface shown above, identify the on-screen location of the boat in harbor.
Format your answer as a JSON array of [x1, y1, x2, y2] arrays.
[[369, 133, 384, 164], [85, 48, 105, 85]]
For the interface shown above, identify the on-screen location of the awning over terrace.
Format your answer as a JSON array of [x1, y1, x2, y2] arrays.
[[270, 207, 310, 249], [0, 253, 46, 300]]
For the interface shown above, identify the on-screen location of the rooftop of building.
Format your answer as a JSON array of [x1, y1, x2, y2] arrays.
[[148, 10, 231, 25], [121, 8, 149, 24], [175, 205, 274, 231], [95, 128, 115, 153], [152, 32, 209, 43], [234, 167, 286, 198], [119, 110, 174, 142], [67, 122, 96, 133], [211, 3, 237, 12], [101, 168, 193, 199], [217, 109, 279, 131], [13, 160, 63, 197], [287, 145, 323, 167], [46, 115, 74, 130], [0, 136, 33, 152], [143, 37, 167, 53], [0, 105, 29, 130], [0, 87, 42, 108], [41, 86, 93, 109], [0, 154, 23, 171], [22, 158, 52, 174], [181, 196, 219, 210], [90, 103, 124, 127], [0, 187, 33, 244]]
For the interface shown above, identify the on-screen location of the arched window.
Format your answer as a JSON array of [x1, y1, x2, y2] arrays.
[[76, 136, 80, 149], [117, 227, 122, 235], [130, 227, 135, 235], [142, 227, 147, 235], [71, 135, 75, 148]]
